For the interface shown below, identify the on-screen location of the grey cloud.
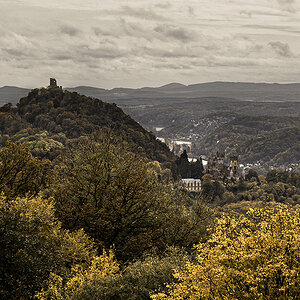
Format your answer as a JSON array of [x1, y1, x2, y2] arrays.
[[269, 41, 294, 57], [154, 24, 195, 42], [78, 46, 128, 60], [0, 32, 40, 60], [121, 6, 167, 21], [50, 53, 72, 61], [240, 9, 285, 17], [93, 27, 117, 37], [196, 56, 259, 68], [1, 1, 300, 88], [188, 7, 196, 17], [93, 19, 151, 41], [59, 24, 81, 36], [243, 24, 300, 34], [153, 62, 193, 70], [120, 18, 150, 39], [240, 10, 252, 17], [3, 48, 28, 58], [142, 47, 198, 58], [155, 2, 172, 9], [277, 0, 294, 4], [276, 0, 296, 12]]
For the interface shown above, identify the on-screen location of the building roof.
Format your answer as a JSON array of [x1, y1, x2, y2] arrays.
[[181, 178, 201, 184]]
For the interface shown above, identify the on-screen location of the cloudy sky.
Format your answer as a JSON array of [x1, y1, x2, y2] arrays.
[[0, 0, 300, 88]]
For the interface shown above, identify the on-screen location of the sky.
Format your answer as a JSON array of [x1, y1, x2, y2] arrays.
[[0, 0, 300, 88]]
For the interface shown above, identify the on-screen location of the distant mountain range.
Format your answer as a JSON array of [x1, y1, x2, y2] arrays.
[[1, 82, 300, 107], [0, 86, 31, 107]]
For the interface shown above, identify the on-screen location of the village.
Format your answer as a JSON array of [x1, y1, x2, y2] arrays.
[[178, 150, 253, 192]]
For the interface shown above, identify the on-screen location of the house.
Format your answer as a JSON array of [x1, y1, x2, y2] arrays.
[[181, 178, 201, 192]]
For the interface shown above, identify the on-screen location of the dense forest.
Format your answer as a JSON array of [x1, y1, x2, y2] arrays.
[[0, 87, 176, 171], [0, 86, 299, 299]]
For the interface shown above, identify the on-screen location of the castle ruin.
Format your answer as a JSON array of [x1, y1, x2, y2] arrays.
[[49, 78, 62, 89]]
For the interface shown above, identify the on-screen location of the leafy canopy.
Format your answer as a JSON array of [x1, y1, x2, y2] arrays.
[[0, 141, 52, 198], [0, 195, 100, 300], [152, 205, 300, 299]]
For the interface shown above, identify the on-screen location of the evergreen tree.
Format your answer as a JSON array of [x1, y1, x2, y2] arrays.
[[191, 157, 204, 179], [177, 150, 191, 178]]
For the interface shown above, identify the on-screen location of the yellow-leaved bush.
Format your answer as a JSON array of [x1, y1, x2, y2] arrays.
[[152, 205, 300, 299], [35, 249, 119, 300], [0, 194, 119, 300]]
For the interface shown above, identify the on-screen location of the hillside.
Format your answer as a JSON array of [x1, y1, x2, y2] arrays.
[[1, 83, 299, 173], [0, 87, 176, 168], [200, 116, 300, 169]]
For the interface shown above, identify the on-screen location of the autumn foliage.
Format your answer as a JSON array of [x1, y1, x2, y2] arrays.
[[0, 140, 299, 299], [152, 205, 300, 299]]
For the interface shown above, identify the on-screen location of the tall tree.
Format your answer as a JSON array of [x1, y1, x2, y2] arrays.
[[177, 150, 191, 178], [190, 157, 204, 179], [53, 135, 211, 261], [53, 135, 169, 261], [0, 141, 52, 199], [0, 195, 103, 300]]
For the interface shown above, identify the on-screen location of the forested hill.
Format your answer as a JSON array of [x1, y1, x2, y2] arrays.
[[201, 115, 300, 168], [0, 87, 176, 166]]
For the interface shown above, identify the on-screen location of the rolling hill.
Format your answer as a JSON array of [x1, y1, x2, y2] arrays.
[[200, 116, 300, 168], [0, 86, 30, 107], [0, 86, 176, 170], [1, 82, 300, 108]]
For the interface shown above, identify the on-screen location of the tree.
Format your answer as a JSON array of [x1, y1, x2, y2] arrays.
[[0, 141, 52, 199], [53, 136, 170, 261], [200, 176, 225, 204], [190, 157, 204, 179], [0, 195, 104, 299], [245, 168, 259, 181], [177, 150, 191, 178], [53, 135, 212, 261], [152, 204, 300, 299], [36, 249, 119, 300], [70, 247, 190, 300]]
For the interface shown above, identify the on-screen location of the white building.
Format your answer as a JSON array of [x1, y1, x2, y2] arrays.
[[181, 178, 201, 192]]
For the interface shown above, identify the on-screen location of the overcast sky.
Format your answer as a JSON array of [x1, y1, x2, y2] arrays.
[[0, 0, 300, 88]]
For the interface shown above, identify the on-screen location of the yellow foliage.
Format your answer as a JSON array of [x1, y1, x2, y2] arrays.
[[0, 141, 52, 198], [36, 249, 119, 300], [152, 205, 300, 299], [0, 194, 98, 299]]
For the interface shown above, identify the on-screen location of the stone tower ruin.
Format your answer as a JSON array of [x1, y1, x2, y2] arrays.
[[49, 78, 58, 88]]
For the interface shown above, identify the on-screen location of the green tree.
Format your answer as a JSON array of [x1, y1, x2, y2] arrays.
[[53, 136, 169, 261], [0, 195, 101, 300], [53, 136, 211, 261], [190, 157, 204, 179], [0, 141, 52, 198], [177, 150, 191, 179], [70, 247, 190, 300]]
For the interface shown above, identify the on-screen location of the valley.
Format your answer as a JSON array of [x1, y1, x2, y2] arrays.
[[1, 82, 299, 174]]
